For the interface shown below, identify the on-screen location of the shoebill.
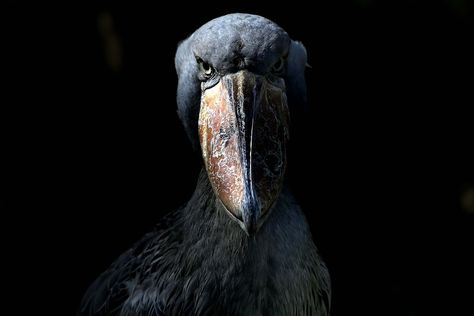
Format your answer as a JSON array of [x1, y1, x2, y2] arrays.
[[79, 13, 331, 316]]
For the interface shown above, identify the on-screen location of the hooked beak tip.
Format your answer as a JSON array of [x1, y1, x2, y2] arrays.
[[242, 199, 260, 235]]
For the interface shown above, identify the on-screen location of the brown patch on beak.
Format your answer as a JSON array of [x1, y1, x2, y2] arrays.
[[199, 71, 289, 234], [199, 79, 246, 219]]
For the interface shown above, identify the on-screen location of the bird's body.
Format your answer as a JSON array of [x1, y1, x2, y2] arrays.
[[80, 171, 329, 316], [79, 13, 330, 316]]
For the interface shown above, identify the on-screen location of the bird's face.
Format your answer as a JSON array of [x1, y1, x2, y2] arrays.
[[176, 14, 306, 235]]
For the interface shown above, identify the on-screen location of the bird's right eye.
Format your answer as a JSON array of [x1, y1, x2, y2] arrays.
[[271, 57, 285, 74], [196, 56, 214, 78]]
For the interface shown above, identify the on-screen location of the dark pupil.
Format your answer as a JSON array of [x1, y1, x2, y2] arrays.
[[202, 62, 210, 72], [273, 59, 282, 70]]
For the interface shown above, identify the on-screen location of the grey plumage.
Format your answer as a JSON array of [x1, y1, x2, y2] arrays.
[[79, 13, 331, 316]]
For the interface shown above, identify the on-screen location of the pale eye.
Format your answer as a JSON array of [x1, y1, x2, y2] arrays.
[[271, 57, 285, 73], [196, 56, 214, 77]]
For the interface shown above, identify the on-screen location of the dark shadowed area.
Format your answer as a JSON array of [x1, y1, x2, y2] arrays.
[[5, 1, 473, 315]]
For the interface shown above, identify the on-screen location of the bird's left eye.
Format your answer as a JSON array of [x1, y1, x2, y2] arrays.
[[271, 57, 285, 74], [196, 57, 214, 78]]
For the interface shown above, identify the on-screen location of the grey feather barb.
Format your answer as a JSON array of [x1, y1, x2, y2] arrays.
[[79, 13, 331, 316]]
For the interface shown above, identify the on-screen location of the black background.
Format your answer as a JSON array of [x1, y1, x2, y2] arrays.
[[5, 1, 473, 315]]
